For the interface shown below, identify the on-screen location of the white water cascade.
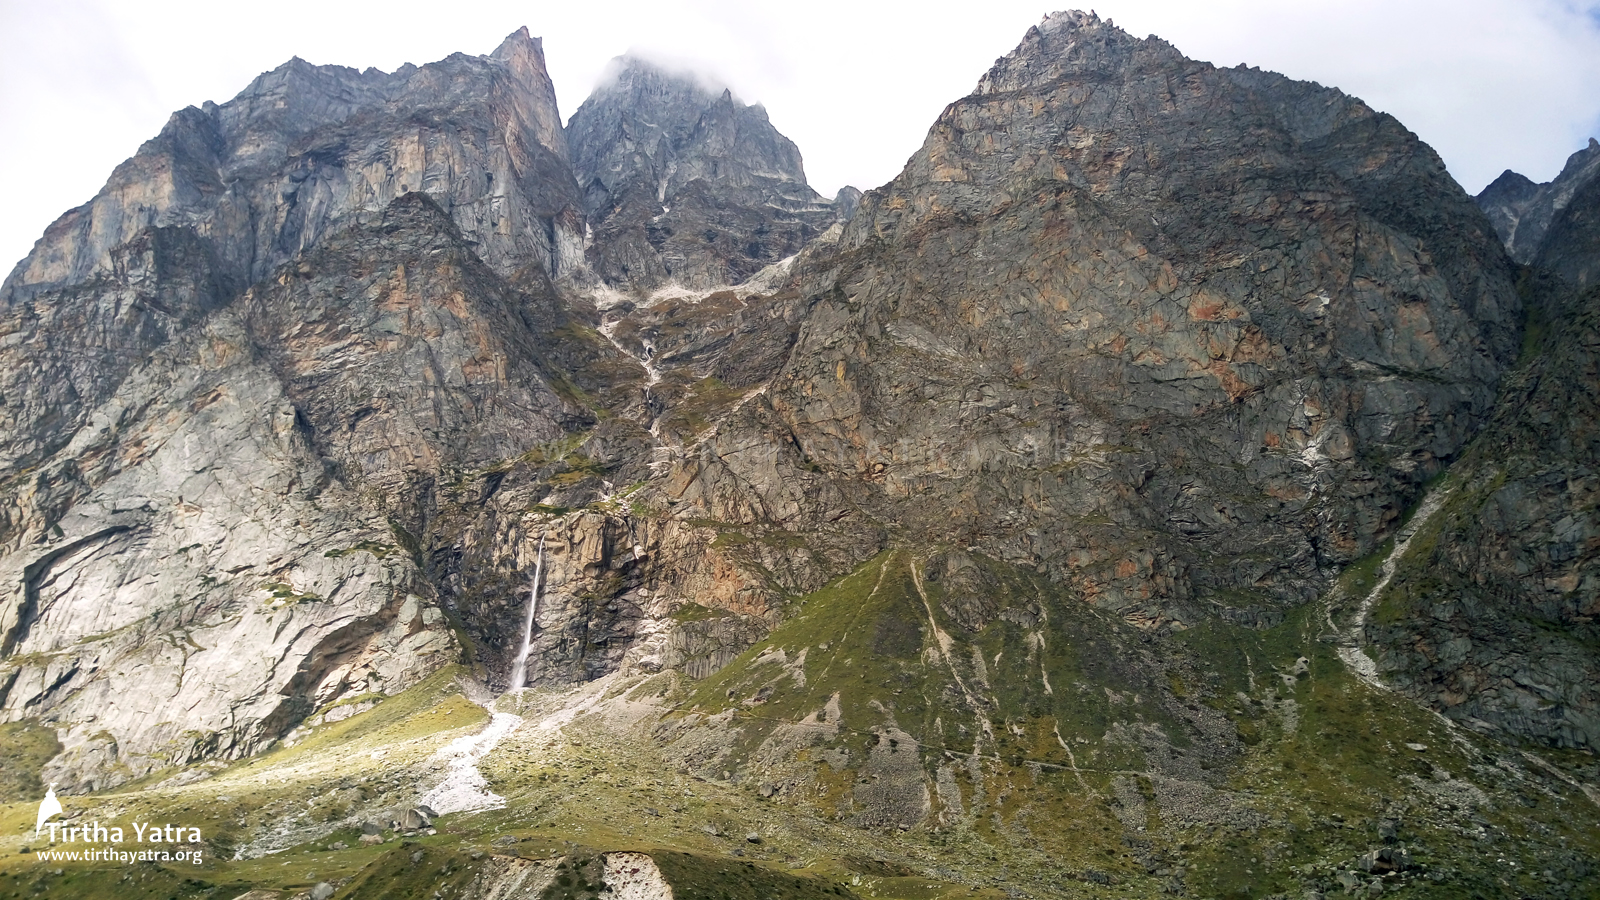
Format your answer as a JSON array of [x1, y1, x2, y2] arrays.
[[507, 533, 546, 691]]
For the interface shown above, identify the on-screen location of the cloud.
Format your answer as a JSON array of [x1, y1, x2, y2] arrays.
[[584, 49, 738, 108]]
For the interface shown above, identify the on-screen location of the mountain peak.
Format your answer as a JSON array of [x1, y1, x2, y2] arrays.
[[591, 52, 735, 106], [491, 25, 543, 62], [975, 7, 1175, 96], [1477, 137, 1600, 262], [567, 51, 839, 290], [1559, 135, 1600, 180], [1037, 8, 1105, 32]]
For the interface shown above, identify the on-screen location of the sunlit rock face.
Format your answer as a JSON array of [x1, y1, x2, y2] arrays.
[[0, 194, 590, 791], [677, 9, 1521, 632], [0, 28, 585, 478], [566, 54, 844, 292]]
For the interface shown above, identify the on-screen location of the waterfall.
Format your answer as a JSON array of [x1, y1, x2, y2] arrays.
[[507, 533, 545, 691]]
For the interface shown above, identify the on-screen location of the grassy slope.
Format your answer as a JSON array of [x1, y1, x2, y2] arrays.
[[1, 554, 1596, 900], [659, 550, 1600, 898]]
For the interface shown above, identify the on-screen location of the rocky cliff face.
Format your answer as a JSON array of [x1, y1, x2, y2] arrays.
[[0, 28, 585, 480], [566, 56, 845, 291], [4, 27, 581, 304], [1369, 142, 1600, 751], [1536, 152, 1600, 291], [1365, 270, 1600, 751], [2, 12, 1599, 898], [0, 26, 604, 791], [0, 193, 603, 791], [666, 10, 1520, 637]]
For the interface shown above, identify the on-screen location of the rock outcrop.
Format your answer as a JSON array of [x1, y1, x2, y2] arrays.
[[567, 55, 845, 291], [0, 189, 613, 791]]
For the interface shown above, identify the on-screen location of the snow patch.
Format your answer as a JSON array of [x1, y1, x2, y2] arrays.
[[417, 711, 522, 815]]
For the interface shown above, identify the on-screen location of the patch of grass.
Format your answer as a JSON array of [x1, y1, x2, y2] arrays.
[[709, 530, 751, 549], [261, 581, 322, 605], [1371, 471, 1500, 627], [657, 376, 747, 437], [260, 666, 486, 764], [388, 518, 424, 566], [0, 862, 219, 900], [651, 850, 860, 900], [547, 452, 605, 486], [672, 603, 733, 624], [324, 540, 400, 560], [0, 720, 61, 801], [335, 844, 486, 899], [1335, 537, 1391, 603]]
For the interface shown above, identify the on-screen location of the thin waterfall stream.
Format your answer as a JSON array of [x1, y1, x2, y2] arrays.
[[1335, 486, 1453, 686], [508, 533, 545, 691]]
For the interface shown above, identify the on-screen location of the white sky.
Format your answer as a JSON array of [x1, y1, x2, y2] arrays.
[[3, 0, 1599, 275]]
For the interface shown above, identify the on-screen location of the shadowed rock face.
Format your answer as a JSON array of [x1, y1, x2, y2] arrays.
[[1477, 138, 1600, 266], [678, 10, 1520, 629], [1373, 141, 1600, 751], [1537, 155, 1600, 292], [236, 194, 586, 492], [566, 56, 844, 291], [1367, 270, 1600, 751]]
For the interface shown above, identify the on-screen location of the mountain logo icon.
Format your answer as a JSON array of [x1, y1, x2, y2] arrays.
[[35, 783, 61, 837]]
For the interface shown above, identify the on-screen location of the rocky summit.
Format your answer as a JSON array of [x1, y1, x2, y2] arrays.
[[0, 11, 1597, 900], [567, 54, 848, 292]]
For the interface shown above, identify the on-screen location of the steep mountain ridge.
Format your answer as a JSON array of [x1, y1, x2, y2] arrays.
[[3, 27, 582, 305], [669, 9, 1520, 635], [1363, 137, 1600, 752], [0, 11, 1597, 899], [1477, 137, 1600, 266], [567, 55, 846, 291]]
